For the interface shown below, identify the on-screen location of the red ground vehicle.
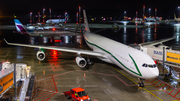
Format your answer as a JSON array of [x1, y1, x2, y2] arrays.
[[64, 87, 90, 101]]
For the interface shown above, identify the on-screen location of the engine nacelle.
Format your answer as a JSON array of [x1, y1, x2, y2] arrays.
[[75, 57, 87, 68], [36, 51, 45, 61]]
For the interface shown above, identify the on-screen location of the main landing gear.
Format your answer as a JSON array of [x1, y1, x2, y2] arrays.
[[138, 78, 144, 87], [87, 56, 94, 66]]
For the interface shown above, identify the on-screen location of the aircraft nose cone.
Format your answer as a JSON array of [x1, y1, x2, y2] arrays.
[[151, 68, 159, 79]]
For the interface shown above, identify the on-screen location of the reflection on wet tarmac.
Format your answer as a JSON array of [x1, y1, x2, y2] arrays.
[[1, 24, 180, 100], [28, 34, 83, 47]]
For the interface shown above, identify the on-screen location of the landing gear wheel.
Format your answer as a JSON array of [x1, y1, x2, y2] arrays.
[[138, 83, 144, 87], [141, 83, 144, 87], [66, 95, 70, 99], [87, 56, 94, 65], [138, 78, 144, 87], [88, 60, 94, 65]]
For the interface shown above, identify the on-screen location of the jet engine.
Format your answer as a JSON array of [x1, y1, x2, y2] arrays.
[[75, 57, 87, 68], [36, 51, 45, 61]]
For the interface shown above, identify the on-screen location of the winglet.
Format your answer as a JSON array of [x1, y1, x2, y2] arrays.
[[3, 38, 9, 44]]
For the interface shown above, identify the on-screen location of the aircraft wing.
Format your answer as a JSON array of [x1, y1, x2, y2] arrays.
[[139, 34, 176, 46], [4, 39, 106, 58]]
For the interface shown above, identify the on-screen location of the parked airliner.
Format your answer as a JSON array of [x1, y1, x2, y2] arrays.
[[14, 19, 77, 37], [4, 10, 160, 87], [174, 14, 180, 22]]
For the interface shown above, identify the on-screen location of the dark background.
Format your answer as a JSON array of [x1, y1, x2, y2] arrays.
[[0, 0, 180, 24]]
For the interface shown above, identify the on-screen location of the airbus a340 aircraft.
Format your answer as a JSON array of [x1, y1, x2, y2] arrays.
[[14, 19, 78, 37], [4, 10, 160, 87]]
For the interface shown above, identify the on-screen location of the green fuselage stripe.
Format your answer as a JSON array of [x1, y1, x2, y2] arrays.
[[84, 36, 142, 76]]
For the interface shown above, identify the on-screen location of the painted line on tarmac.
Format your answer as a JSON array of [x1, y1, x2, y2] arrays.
[[38, 70, 137, 86], [111, 66, 163, 101], [111, 67, 138, 84], [149, 90, 164, 92], [5, 49, 11, 57], [145, 85, 155, 87], [143, 88, 163, 101], [37, 70, 76, 81], [46, 75, 58, 100]]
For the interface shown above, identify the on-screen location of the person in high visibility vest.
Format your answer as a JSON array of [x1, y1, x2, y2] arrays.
[[75, 92, 78, 97]]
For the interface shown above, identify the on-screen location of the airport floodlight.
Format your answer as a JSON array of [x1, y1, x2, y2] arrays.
[[149, 8, 151, 17], [124, 11, 126, 17]]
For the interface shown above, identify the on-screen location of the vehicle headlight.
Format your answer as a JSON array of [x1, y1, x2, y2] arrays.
[[88, 98, 90, 100], [80, 99, 83, 101]]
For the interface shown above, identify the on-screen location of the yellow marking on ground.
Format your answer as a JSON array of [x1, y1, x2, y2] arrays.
[[166, 89, 173, 91], [144, 85, 154, 87], [149, 90, 163, 92], [132, 78, 138, 79], [111, 66, 163, 101], [143, 88, 163, 101], [111, 67, 137, 84]]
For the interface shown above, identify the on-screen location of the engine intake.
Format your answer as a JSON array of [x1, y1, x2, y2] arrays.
[[36, 51, 45, 61], [75, 57, 87, 68]]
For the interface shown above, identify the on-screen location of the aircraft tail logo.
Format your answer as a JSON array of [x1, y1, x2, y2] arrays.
[[14, 19, 29, 35]]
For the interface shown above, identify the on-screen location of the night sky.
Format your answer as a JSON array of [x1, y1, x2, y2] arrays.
[[0, 0, 180, 19]]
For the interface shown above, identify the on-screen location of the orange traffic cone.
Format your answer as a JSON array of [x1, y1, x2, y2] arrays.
[[43, 70, 45, 75], [84, 73, 86, 77]]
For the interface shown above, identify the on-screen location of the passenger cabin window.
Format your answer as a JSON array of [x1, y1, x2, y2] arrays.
[[142, 63, 156, 68]]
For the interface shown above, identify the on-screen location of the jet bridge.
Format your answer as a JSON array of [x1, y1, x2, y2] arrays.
[[129, 42, 180, 80], [0, 61, 33, 101], [139, 44, 180, 80], [140, 45, 180, 67]]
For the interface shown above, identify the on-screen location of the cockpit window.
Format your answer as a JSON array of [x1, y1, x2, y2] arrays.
[[142, 63, 156, 68], [149, 65, 153, 67]]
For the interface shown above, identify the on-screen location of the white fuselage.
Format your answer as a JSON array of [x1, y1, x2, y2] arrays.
[[174, 18, 180, 22], [84, 32, 159, 79]]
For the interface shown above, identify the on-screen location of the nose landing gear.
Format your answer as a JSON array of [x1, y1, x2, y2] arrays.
[[138, 78, 144, 87]]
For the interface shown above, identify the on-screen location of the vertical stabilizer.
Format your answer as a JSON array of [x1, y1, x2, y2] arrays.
[[174, 14, 177, 20], [83, 10, 90, 32], [14, 19, 29, 35]]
